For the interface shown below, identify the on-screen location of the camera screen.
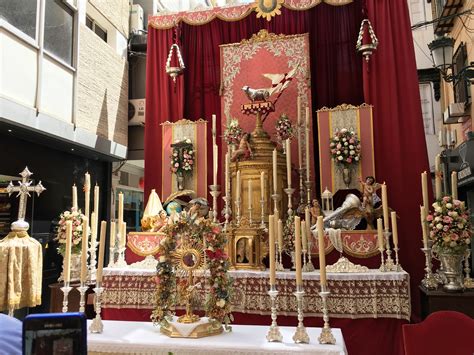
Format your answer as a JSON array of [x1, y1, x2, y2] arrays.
[[24, 328, 83, 355]]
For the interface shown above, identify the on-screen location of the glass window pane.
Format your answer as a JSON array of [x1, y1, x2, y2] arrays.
[[86, 15, 93, 30], [0, 0, 38, 39], [44, 0, 74, 65], [95, 25, 107, 43]]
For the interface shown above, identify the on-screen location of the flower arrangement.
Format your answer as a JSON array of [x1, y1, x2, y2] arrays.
[[329, 128, 361, 166], [275, 113, 294, 142], [56, 208, 86, 255], [224, 119, 244, 145], [283, 214, 295, 252], [427, 196, 472, 252], [170, 138, 195, 174], [151, 211, 233, 328]]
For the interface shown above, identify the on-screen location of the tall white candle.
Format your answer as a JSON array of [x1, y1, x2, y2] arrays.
[[295, 216, 302, 286], [305, 206, 311, 252], [248, 179, 252, 210], [84, 173, 91, 220], [213, 144, 218, 186], [277, 219, 283, 251], [110, 221, 116, 250], [94, 184, 99, 216], [260, 171, 265, 200], [120, 222, 127, 249], [377, 218, 384, 250], [225, 153, 230, 197], [421, 171, 429, 213], [72, 184, 78, 211], [269, 215, 276, 286], [297, 96, 302, 169], [381, 183, 389, 230], [118, 192, 124, 224], [286, 139, 292, 188], [64, 221, 73, 283], [435, 154, 442, 200], [212, 114, 217, 146], [236, 171, 241, 200], [90, 212, 97, 250], [420, 206, 428, 249], [391, 211, 399, 247], [305, 107, 311, 182], [451, 171, 458, 200], [80, 217, 89, 284], [317, 216, 326, 287], [273, 149, 278, 194], [301, 220, 308, 253], [96, 221, 107, 284]]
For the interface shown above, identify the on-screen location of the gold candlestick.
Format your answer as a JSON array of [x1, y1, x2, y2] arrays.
[[284, 187, 295, 217], [89, 283, 104, 333], [305, 180, 312, 207], [61, 282, 72, 313], [297, 168, 306, 214], [318, 285, 336, 345], [77, 282, 88, 313], [271, 193, 281, 219], [260, 198, 267, 231], [379, 244, 386, 272], [266, 286, 283, 342], [464, 248, 474, 289], [393, 246, 403, 272], [421, 247, 438, 289], [292, 285, 309, 343], [223, 195, 232, 231], [383, 230, 396, 271]]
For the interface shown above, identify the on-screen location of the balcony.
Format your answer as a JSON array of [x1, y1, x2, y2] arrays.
[[431, 0, 464, 35]]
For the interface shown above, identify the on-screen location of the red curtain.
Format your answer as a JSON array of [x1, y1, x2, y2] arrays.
[[364, 0, 430, 317]]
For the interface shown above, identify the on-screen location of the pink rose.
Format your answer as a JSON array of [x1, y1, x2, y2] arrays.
[[443, 196, 450, 202], [443, 225, 449, 232], [426, 215, 433, 222], [443, 216, 453, 224], [450, 233, 459, 241], [174, 163, 179, 167], [346, 157, 352, 163], [349, 138, 355, 144], [336, 144, 342, 149]]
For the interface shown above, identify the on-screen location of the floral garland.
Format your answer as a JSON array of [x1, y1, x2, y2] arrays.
[[224, 119, 244, 145], [170, 138, 195, 174], [55, 208, 86, 255], [151, 211, 233, 327], [275, 113, 294, 142], [427, 196, 472, 252], [330, 128, 361, 166]]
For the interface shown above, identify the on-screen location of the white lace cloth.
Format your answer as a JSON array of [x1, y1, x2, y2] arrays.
[[88, 320, 347, 355]]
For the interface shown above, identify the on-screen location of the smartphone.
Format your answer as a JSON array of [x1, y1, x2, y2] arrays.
[[23, 312, 87, 355]]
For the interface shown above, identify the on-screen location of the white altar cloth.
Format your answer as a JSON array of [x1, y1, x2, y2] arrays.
[[87, 320, 347, 355]]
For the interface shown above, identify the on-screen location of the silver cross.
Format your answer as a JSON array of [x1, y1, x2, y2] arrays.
[[7, 167, 46, 226]]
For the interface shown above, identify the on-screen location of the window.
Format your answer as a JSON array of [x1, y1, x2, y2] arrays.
[[453, 43, 471, 105], [419, 82, 436, 135], [0, 0, 38, 39], [44, 0, 74, 65], [86, 15, 107, 43]]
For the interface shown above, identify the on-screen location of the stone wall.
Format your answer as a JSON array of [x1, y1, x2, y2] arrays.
[[88, 0, 129, 36], [76, 25, 128, 146]]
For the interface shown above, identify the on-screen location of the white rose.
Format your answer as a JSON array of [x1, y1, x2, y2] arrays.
[[338, 156, 343, 161], [435, 216, 442, 222], [457, 223, 464, 229], [216, 299, 226, 308], [341, 128, 347, 133], [344, 142, 348, 146], [436, 223, 443, 230], [451, 211, 458, 217], [337, 151, 341, 155], [435, 206, 443, 213], [446, 203, 453, 209], [432, 202, 439, 208], [350, 150, 355, 155], [349, 145, 354, 149], [335, 137, 339, 141], [342, 138, 347, 142], [355, 157, 359, 161], [159, 255, 166, 263]]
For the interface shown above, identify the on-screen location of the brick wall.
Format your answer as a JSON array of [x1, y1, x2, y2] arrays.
[[76, 26, 128, 146], [89, 0, 129, 36]]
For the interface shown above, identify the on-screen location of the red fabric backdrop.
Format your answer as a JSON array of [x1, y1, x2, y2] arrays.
[[145, 1, 429, 354]]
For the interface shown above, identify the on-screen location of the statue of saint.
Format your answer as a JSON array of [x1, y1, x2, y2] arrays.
[[231, 133, 253, 162]]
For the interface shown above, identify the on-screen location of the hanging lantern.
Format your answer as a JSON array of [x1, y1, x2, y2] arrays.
[[356, 19, 379, 62], [165, 43, 185, 83]]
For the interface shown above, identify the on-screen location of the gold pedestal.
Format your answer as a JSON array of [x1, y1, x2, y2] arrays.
[[160, 319, 224, 338]]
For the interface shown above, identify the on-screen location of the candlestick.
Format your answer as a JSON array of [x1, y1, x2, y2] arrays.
[[209, 185, 221, 223], [421, 247, 438, 289], [301, 220, 308, 272], [297, 168, 306, 214], [96, 221, 107, 284], [80, 217, 89, 284], [292, 285, 309, 343], [463, 248, 474, 289], [317, 216, 327, 287], [89, 283, 104, 333], [108, 221, 116, 267], [435, 154, 442, 200], [72, 184, 78, 211], [115, 222, 128, 268], [383, 229, 396, 271], [223, 195, 232, 231], [317, 285, 336, 345], [304, 207, 315, 272], [77, 282, 88, 313], [286, 139, 292, 188], [271, 193, 281, 219], [421, 171, 429, 214], [266, 286, 283, 342], [284, 187, 295, 216], [391, 211, 403, 271], [377, 218, 385, 272], [259, 198, 266, 231], [61, 282, 72, 313], [276, 219, 284, 271], [272, 149, 278, 195], [84, 172, 90, 220], [294, 216, 302, 286], [269, 215, 276, 286], [451, 171, 458, 200], [305, 180, 312, 207], [63, 220, 73, 283], [305, 107, 311, 182], [381, 183, 389, 231]]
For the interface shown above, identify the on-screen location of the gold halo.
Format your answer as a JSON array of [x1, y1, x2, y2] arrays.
[[252, 0, 284, 21]]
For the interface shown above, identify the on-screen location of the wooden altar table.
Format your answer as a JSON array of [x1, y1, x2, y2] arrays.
[[101, 268, 411, 320], [87, 320, 347, 355]]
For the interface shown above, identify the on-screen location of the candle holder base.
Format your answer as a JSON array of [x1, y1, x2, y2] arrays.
[[292, 290, 309, 344], [318, 289, 336, 345], [318, 327, 336, 345], [89, 286, 104, 333], [266, 289, 283, 342], [115, 248, 128, 268], [421, 247, 438, 290], [383, 256, 397, 271], [60, 284, 72, 313]]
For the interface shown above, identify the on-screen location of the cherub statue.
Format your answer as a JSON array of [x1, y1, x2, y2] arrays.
[[231, 133, 253, 162], [359, 176, 381, 211], [310, 199, 322, 226], [141, 210, 169, 233]]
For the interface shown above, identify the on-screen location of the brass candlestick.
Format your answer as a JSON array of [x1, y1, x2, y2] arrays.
[[223, 195, 232, 231], [61, 282, 72, 313], [89, 283, 104, 333], [78, 283, 88, 313], [297, 168, 306, 214], [464, 248, 474, 289], [209, 185, 221, 223], [305, 180, 312, 207], [292, 286, 309, 343], [235, 197, 241, 226], [318, 285, 336, 345], [383, 230, 396, 271], [260, 198, 267, 231], [284, 187, 295, 217], [421, 247, 438, 289], [271, 193, 281, 219], [266, 286, 283, 342]]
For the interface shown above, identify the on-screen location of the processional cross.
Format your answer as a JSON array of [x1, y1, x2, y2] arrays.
[[6, 167, 46, 231]]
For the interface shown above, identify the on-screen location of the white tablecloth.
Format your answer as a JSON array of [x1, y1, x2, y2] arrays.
[[87, 320, 347, 355]]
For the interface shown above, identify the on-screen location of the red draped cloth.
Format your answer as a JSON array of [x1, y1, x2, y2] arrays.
[[144, 1, 429, 354]]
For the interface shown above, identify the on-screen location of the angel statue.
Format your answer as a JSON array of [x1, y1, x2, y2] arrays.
[[231, 133, 253, 162], [359, 176, 381, 211]]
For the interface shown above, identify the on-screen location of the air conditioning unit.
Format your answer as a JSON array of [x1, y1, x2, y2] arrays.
[[443, 102, 469, 124], [128, 99, 145, 126], [130, 4, 144, 34]]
